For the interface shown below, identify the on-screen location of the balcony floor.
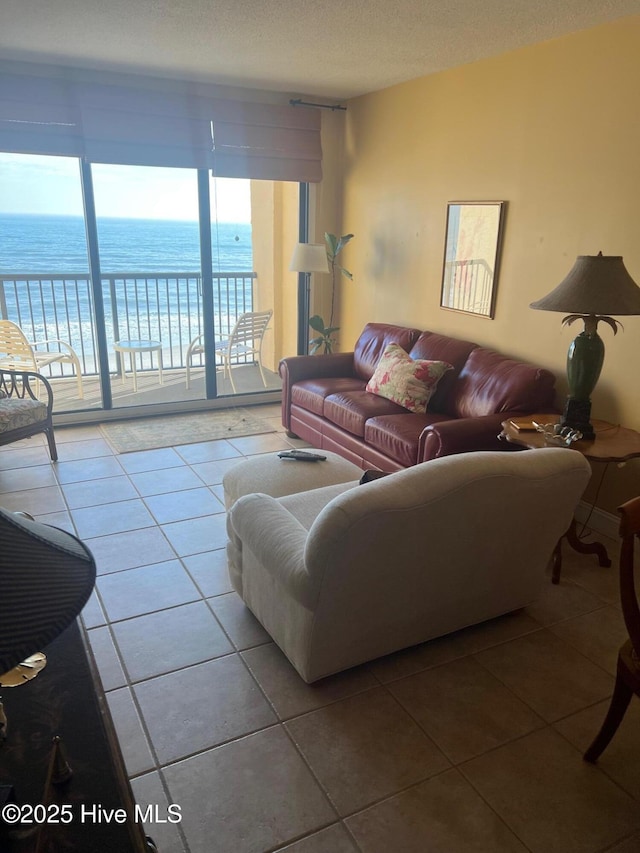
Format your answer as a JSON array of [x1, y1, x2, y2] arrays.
[[46, 364, 282, 416]]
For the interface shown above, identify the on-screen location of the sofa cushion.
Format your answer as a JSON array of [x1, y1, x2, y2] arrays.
[[324, 391, 406, 437], [291, 377, 366, 417], [449, 347, 557, 419], [365, 343, 452, 414], [353, 323, 421, 381], [365, 412, 450, 467], [409, 332, 478, 415]]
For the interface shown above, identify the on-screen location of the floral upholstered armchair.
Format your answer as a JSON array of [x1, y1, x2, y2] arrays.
[[0, 368, 57, 461]]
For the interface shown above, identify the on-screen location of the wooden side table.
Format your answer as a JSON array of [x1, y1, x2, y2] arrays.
[[500, 416, 640, 583]]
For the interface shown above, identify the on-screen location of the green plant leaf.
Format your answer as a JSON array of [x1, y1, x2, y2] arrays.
[[340, 267, 353, 280], [309, 314, 327, 333], [324, 326, 340, 335], [324, 233, 339, 257], [336, 234, 354, 254]]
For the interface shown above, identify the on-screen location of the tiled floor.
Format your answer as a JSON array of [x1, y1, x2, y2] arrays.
[[1, 406, 639, 853]]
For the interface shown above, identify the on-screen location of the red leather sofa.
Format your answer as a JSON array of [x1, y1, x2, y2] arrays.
[[279, 322, 557, 471]]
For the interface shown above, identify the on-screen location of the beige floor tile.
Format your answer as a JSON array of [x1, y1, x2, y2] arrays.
[[113, 601, 233, 682], [134, 655, 277, 764], [97, 560, 201, 621], [227, 431, 292, 455], [242, 642, 378, 720], [0, 464, 58, 492], [55, 437, 113, 460], [388, 656, 545, 764], [144, 486, 223, 524], [106, 687, 156, 777], [461, 727, 640, 853], [116, 446, 185, 474], [182, 549, 233, 598], [524, 578, 606, 625], [555, 698, 640, 800], [62, 474, 139, 508], [81, 589, 107, 628], [130, 771, 187, 853], [72, 498, 156, 538], [560, 547, 623, 604], [189, 456, 246, 485], [161, 512, 227, 556], [86, 526, 177, 574], [274, 823, 358, 852], [550, 606, 626, 676], [285, 688, 450, 816], [368, 611, 541, 684], [55, 455, 125, 484], [174, 438, 241, 464], [163, 726, 335, 853], [56, 424, 104, 443], [208, 591, 272, 649], [129, 465, 205, 496], [0, 443, 50, 468], [0, 484, 66, 515], [34, 509, 75, 532], [87, 625, 127, 691], [346, 769, 528, 853], [475, 628, 614, 721]]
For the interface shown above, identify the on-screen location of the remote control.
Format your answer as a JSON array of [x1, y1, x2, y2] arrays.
[[277, 450, 327, 461]]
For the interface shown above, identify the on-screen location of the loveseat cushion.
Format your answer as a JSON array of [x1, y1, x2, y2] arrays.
[[408, 332, 478, 415], [365, 343, 452, 414], [324, 391, 406, 437], [449, 347, 556, 419], [291, 377, 366, 417], [353, 323, 421, 381], [365, 412, 450, 467]]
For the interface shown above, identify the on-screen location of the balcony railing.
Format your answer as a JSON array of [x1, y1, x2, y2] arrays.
[[0, 271, 257, 378]]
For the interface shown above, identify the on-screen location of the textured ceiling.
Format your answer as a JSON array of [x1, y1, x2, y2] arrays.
[[1, 0, 640, 99]]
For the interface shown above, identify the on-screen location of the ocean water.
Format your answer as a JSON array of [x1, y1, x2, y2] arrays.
[[0, 215, 255, 371], [0, 214, 253, 273]]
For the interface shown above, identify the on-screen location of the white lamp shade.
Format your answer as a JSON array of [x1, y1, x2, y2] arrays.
[[289, 243, 329, 274]]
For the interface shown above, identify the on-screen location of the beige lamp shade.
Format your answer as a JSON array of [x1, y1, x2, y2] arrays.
[[289, 243, 329, 274], [530, 254, 640, 315]]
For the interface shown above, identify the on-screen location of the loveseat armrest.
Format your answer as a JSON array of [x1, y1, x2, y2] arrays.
[[279, 352, 355, 430], [419, 413, 523, 462], [229, 493, 317, 609]]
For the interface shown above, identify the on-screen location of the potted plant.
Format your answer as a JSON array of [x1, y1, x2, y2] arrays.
[[309, 232, 354, 354]]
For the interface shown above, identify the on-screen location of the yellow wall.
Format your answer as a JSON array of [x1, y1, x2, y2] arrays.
[[336, 15, 640, 511], [250, 179, 300, 369]]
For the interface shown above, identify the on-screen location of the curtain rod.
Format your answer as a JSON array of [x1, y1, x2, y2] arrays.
[[289, 99, 347, 111]]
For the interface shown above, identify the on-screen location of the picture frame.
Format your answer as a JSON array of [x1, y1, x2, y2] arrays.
[[440, 201, 506, 319]]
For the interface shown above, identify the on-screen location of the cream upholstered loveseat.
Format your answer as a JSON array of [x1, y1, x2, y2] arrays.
[[226, 448, 590, 682]]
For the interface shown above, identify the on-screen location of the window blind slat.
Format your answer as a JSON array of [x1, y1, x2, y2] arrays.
[[0, 63, 323, 180]]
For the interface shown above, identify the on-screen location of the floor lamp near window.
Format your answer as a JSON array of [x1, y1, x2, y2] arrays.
[[289, 243, 329, 354]]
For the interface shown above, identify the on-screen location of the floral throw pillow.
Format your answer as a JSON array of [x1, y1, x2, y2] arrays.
[[366, 343, 452, 414]]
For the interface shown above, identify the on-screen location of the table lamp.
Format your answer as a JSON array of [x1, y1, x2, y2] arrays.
[[530, 253, 640, 440], [289, 243, 329, 354], [0, 508, 96, 735]]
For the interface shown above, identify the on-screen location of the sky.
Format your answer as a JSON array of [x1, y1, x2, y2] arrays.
[[0, 153, 251, 222]]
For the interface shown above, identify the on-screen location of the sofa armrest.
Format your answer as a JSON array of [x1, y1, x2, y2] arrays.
[[279, 352, 356, 430], [229, 493, 317, 608], [419, 413, 524, 461]]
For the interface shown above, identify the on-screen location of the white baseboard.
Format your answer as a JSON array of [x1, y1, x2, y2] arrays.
[[575, 500, 619, 541]]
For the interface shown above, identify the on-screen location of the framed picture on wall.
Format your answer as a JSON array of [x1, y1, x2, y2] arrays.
[[440, 201, 506, 319]]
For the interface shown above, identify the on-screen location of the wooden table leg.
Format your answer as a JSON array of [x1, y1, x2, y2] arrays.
[[552, 517, 612, 584]]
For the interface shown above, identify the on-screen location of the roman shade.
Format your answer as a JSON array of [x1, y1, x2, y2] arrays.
[[0, 62, 322, 181]]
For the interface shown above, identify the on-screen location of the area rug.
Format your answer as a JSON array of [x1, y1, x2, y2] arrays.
[[100, 408, 276, 453]]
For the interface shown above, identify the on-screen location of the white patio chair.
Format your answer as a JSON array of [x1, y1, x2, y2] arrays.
[[185, 309, 273, 393], [0, 320, 84, 399]]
